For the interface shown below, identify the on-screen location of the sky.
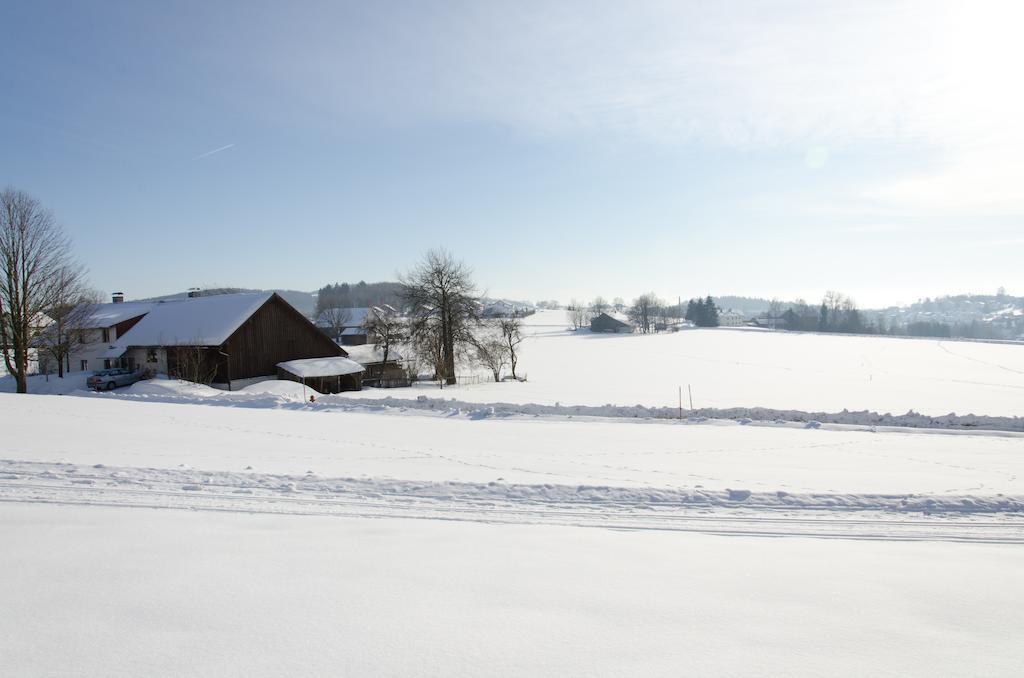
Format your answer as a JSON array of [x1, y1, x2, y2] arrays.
[[2, 0, 1022, 308]]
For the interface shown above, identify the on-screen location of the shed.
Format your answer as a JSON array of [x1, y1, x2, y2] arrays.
[[277, 356, 365, 393], [590, 312, 634, 333]]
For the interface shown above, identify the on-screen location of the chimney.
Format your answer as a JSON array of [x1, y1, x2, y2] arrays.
[[112, 292, 124, 304]]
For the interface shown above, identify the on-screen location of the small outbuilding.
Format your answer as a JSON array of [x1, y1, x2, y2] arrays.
[[342, 344, 409, 387], [276, 356, 365, 394], [590, 312, 633, 333]]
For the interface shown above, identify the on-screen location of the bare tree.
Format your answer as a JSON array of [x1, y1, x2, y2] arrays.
[[408, 316, 444, 379], [364, 306, 407, 384], [401, 250, 480, 385], [170, 344, 218, 385], [498, 316, 524, 380], [317, 306, 352, 343], [591, 296, 609, 315], [472, 322, 510, 382], [37, 264, 100, 377], [567, 299, 588, 330], [0, 189, 75, 393], [628, 293, 661, 334]]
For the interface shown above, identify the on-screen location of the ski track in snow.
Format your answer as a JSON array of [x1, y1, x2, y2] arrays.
[[2, 460, 1022, 543]]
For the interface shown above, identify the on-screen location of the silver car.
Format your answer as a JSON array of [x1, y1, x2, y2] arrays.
[[87, 368, 143, 391]]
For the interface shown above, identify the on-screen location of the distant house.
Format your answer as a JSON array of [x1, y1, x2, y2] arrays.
[[719, 309, 746, 327], [481, 300, 536, 318], [102, 292, 344, 389], [342, 343, 408, 386], [316, 306, 399, 346], [590, 312, 633, 333], [277, 356, 365, 394]]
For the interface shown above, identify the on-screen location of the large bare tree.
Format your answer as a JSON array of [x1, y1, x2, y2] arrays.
[[38, 263, 100, 377], [0, 188, 75, 393], [400, 250, 479, 385]]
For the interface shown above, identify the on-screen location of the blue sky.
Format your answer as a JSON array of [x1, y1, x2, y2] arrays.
[[2, 0, 1022, 307]]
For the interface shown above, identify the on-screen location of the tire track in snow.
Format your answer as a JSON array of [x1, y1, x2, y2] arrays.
[[1, 461, 1022, 544]]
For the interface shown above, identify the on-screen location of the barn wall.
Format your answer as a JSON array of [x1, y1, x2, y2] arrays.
[[220, 295, 343, 382]]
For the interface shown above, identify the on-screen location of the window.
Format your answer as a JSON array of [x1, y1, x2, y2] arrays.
[[80, 360, 88, 371], [147, 349, 158, 363], [101, 328, 110, 343], [103, 359, 111, 369]]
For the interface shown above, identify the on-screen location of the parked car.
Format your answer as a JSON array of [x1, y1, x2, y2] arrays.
[[87, 368, 143, 391]]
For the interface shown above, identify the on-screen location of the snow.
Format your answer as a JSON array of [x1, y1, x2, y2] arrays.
[[3, 308, 1022, 675], [0, 370, 92, 394], [110, 292, 271, 347], [4, 394, 1022, 500], [78, 300, 154, 328], [276, 356, 364, 377], [124, 377, 223, 398], [238, 379, 322, 398], [342, 342, 403, 364], [346, 320, 1024, 417], [2, 504, 1023, 677]]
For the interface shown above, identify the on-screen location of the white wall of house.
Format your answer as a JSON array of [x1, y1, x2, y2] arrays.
[[126, 347, 168, 376]]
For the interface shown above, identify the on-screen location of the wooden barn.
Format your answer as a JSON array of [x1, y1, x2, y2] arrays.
[[276, 356, 365, 394], [590, 312, 634, 333], [104, 292, 344, 389]]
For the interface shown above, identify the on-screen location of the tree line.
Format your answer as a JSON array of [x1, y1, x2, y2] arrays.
[[567, 294, 722, 332]]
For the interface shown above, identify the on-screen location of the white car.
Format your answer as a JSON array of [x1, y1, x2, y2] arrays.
[[86, 368, 143, 391]]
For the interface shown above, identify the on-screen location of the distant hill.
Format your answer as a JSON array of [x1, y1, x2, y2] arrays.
[[137, 288, 317, 317]]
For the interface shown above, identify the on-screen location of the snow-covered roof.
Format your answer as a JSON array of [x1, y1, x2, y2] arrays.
[[340, 327, 368, 336], [342, 344, 404, 365], [80, 301, 155, 328], [112, 293, 272, 347], [277, 356, 365, 378]]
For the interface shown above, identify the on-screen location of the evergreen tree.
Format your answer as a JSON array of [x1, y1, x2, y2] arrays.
[[704, 296, 719, 327], [817, 303, 829, 331], [685, 299, 698, 323]]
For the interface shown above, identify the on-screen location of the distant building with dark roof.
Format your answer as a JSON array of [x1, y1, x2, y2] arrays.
[[590, 312, 633, 333]]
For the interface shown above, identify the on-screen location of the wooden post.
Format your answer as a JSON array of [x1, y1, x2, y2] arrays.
[[688, 384, 693, 410], [678, 386, 683, 419]]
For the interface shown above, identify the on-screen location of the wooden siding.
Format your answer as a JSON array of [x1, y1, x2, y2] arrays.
[[216, 294, 344, 382]]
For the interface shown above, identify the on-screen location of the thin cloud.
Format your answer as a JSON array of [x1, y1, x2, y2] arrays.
[[192, 143, 235, 160]]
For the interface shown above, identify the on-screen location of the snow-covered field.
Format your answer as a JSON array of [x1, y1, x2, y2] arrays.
[[348, 310, 1024, 417], [3, 317, 1024, 676], [3, 503, 1023, 678]]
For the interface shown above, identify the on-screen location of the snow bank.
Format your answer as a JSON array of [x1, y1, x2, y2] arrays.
[[239, 379, 322, 399], [125, 378, 222, 398]]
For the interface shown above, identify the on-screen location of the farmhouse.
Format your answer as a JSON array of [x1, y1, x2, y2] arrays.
[[103, 292, 344, 389], [590, 312, 634, 333], [68, 293, 154, 372], [277, 356, 365, 394], [719, 309, 746, 327]]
